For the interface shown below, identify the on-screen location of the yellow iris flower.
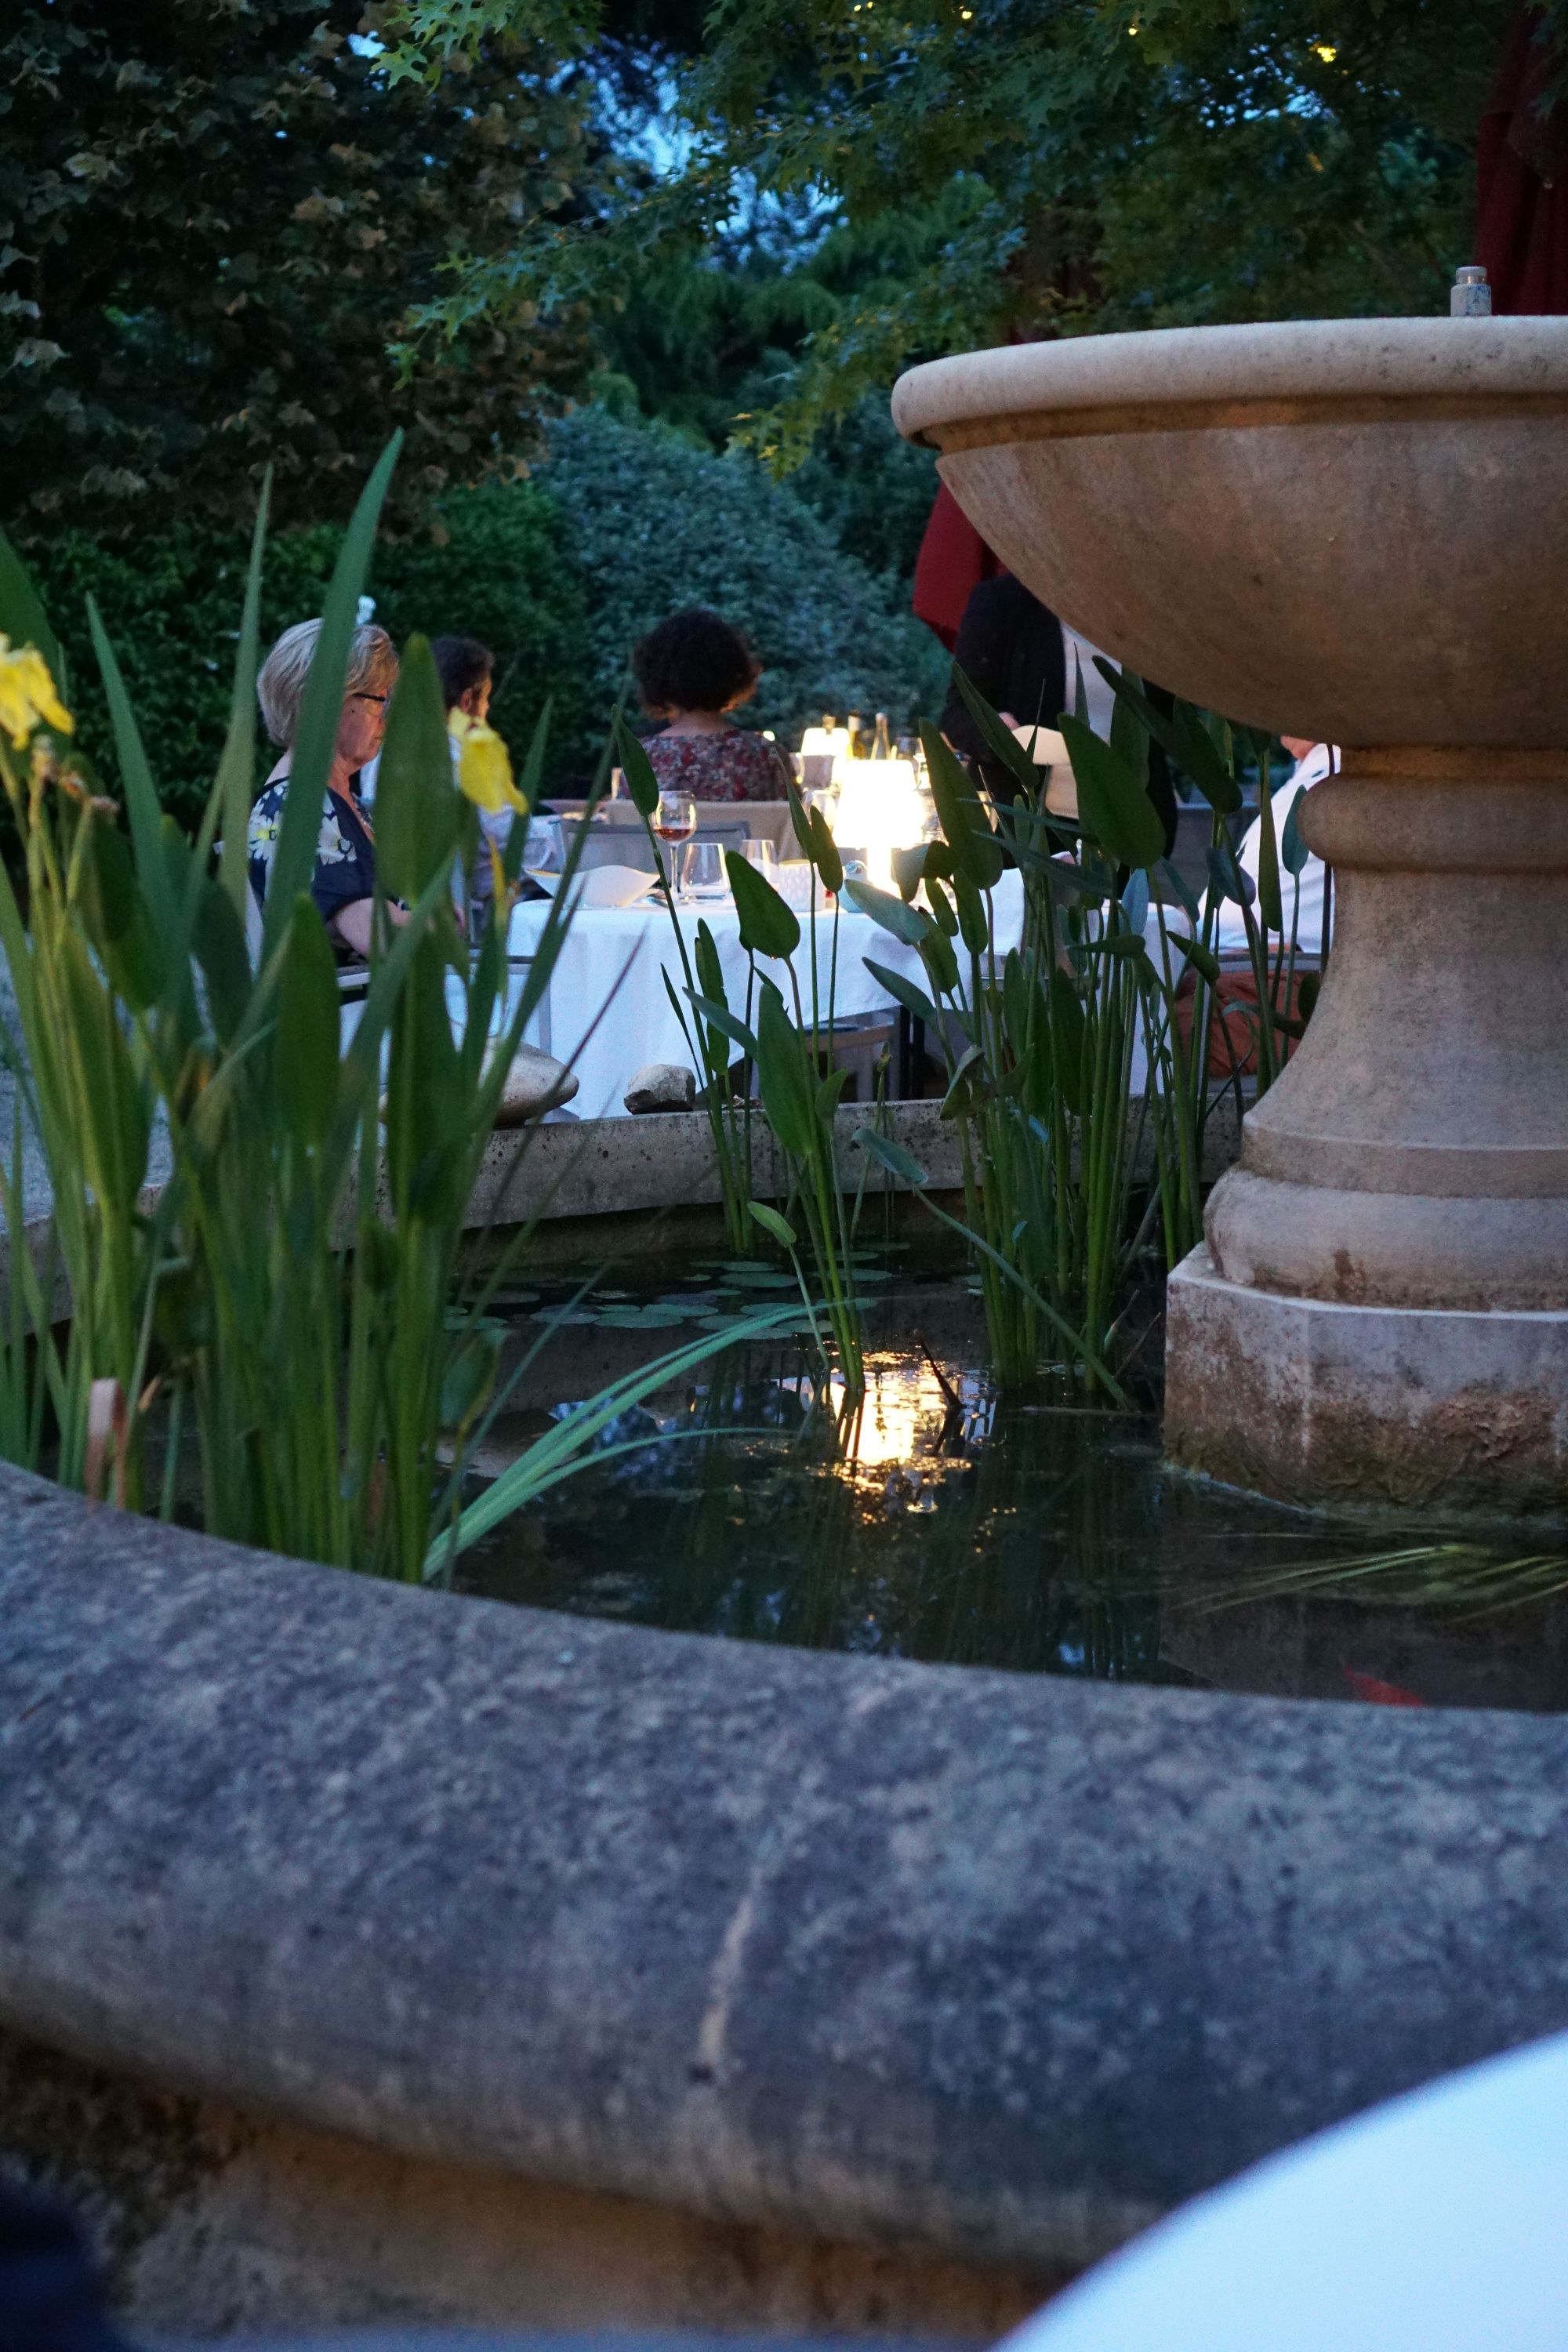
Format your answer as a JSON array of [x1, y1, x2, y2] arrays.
[[0, 637, 72, 750], [448, 710, 528, 815]]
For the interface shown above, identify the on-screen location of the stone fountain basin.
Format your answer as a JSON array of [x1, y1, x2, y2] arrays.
[[891, 318, 1568, 746], [5, 1121, 1568, 2339]]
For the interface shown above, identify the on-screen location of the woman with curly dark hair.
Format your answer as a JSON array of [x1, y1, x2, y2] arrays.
[[632, 607, 794, 804]]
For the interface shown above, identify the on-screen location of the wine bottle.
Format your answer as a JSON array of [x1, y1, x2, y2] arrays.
[[871, 712, 892, 760]]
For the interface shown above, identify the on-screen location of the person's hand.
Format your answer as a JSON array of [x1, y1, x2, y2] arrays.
[[331, 896, 408, 957]]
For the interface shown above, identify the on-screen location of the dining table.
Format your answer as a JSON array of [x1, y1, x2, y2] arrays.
[[505, 868, 1027, 1119]]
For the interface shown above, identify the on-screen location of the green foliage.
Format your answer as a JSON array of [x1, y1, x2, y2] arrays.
[[0, 0, 593, 542], [540, 405, 947, 755], [394, 0, 1508, 464], [27, 487, 586, 829], [25, 409, 937, 825]]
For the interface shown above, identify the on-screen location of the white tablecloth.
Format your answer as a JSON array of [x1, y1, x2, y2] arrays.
[[507, 871, 1025, 1118]]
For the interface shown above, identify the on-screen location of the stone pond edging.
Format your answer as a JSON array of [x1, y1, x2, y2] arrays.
[[5, 1460, 1568, 2336], [11, 1091, 1564, 2339]]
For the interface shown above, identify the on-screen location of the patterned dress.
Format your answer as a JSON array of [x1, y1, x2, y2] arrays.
[[644, 726, 793, 804], [247, 775, 377, 938]]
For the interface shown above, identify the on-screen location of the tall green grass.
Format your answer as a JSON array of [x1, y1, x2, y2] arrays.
[[0, 452, 789, 1571]]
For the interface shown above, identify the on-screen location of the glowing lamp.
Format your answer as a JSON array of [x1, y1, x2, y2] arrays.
[[829, 755, 927, 888]]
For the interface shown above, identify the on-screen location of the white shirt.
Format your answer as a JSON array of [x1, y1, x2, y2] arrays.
[[1210, 743, 1334, 956]]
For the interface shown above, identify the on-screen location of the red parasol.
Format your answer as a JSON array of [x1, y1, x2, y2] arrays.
[[1476, 4, 1568, 312], [911, 479, 1000, 650]]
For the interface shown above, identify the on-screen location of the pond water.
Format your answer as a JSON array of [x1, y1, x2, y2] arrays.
[[456, 1245, 1568, 1714]]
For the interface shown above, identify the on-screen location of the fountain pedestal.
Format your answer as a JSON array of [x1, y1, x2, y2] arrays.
[[1167, 748, 1568, 1508], [892, 318, 1568, 1509]]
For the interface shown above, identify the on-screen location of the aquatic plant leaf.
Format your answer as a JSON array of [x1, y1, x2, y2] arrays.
[[926, 877, 958, 936], [843, 877, 931, 948], [891, 844, 927, 904], [750, 1201, 798, 1250], [1254, 757, 1283, 933], [1108, 664, 1150, 789], [1049, 966, 1087, 1113], [77, 817, 165, 1015], [1060, 714, 1165, 869], [853, 1124, 928, 1187], [862, 957, 938, 1029], [920, 926, 960, 997], [726, 848, 800, 960], [191, 877, 253, 1044], [919, 719, 1005, 890], [1167, 702, 1243, 816], [208, 474, 270, 923], [275, 896, 340, 1150], [1280, 789, 1312, 878], [753, 979, 818, 1159], [1207, 842, 1254, 906], [612, 714, 660, 818], [1152, 858, 1200, 924], [948, 659, 1040, 800], [1166, 930, 1223, 987], [376, 633, 462, 903], [805, 802, 844, 893], [953, 874, 989, 956], [685, 989, 758, 1057], [265, 433, 401, 954], [694, 919, 727, 1006], [0, 523, 66, 690]]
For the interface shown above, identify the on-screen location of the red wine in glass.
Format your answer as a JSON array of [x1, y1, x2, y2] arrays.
[[653, 793, 697, 845]]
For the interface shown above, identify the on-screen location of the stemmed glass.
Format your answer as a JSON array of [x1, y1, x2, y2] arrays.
[[652, 791, 696, 887]]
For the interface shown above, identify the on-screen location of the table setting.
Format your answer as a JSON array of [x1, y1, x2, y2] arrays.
[[504, 786, 1026, 1118]]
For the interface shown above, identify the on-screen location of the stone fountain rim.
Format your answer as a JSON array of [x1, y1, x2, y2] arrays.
[[5, 1450, 1568, 2280], [891, 315, 1568, 450]]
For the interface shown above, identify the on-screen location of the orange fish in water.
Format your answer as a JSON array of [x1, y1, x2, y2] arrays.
[[1344, 1668, 1426, 1708]]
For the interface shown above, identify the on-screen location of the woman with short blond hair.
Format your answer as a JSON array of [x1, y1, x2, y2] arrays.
[[248, 619, 399, 959]]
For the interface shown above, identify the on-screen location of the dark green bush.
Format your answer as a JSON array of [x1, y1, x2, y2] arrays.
[[539, 406, 947, 760], [31, 488, 586, 829], [28, 407, 944, 823]]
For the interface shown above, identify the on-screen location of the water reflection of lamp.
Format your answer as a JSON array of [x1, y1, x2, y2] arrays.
[[829, 756, 927, 889]]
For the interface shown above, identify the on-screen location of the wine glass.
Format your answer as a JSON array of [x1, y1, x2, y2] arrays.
[[652, 791, 696, 884], [678, 840, 729, 902], [522, 815, 564, 887], [653, 792, 696, 845]]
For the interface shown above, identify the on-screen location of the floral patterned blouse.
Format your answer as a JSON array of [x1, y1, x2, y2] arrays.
[[247, 775, 377, 936], [644, 726, 793, 804]]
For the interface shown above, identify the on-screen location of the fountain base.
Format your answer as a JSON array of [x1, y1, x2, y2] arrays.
[[1164, 1246, 1568, 1515]]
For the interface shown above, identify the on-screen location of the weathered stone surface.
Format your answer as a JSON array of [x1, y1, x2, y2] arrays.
[[893, 316, 1568, 1508], [2, 2027, 1038, 2343], [624, 1065, 697, 1116], [1165, 1245, 1568, 1511], [4, 1459, 1568, 2326]]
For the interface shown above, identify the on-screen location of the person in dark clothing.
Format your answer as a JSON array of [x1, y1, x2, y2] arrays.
[[939, 572, 1178, 857], [940, 573, 1067, 780]]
